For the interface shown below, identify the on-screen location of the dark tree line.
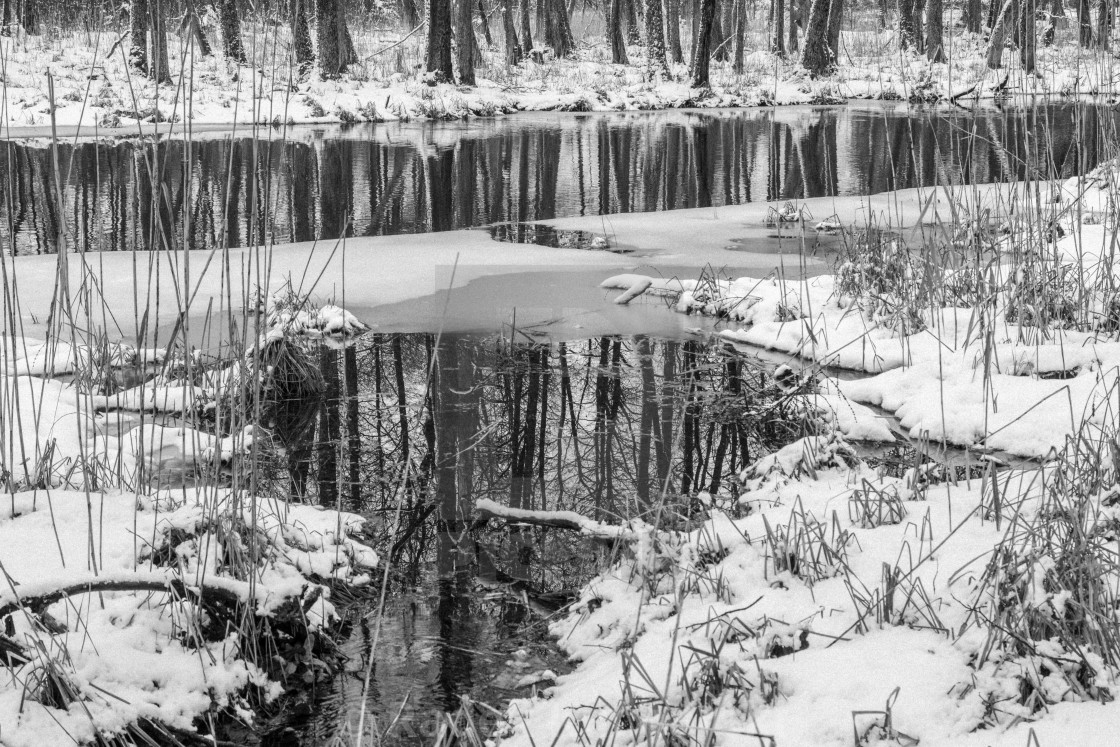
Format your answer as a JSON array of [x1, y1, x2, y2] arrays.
[[2, 0, 1114, 91]]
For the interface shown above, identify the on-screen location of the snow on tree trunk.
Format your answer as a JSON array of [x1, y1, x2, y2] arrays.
[[219, 0, 246, 63], [645, 0, 669, 75], [986, 0, 1014, 68], [926, 0, 944, 61], [771, 0, 786, 55], [456, 0, 477, 83], [825, 0, 843, 63], [898, 0, 918, 48], [130, 0, 149, 74], [690, 0, 715, 86], [800, 0, 833, 76], [291, 0, 315, 75], [665, 0, 684, 62]]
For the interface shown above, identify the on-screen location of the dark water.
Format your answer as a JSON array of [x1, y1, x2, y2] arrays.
[[246, 332, 810, 745], [4, 103, 1119, 255]]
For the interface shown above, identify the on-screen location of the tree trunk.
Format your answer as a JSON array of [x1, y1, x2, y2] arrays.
[[423, 0, 454, 77], [825, 0, 843, 62], [401, 0, 421, 26], [318, 0, 353, 78], [130, 0, 149, 73], [608, 0, 630, 62], [219, 0, 246, 63], [185, 0, 213, 56], [712, 0, 729, 60], [149, 0, 171, 83], [898, 0, 917, 47], [800, 0, 833, 76], [733, 0, 745, 70], [1079, 0, 1093, 45], [1098, 0, 1112, 48], [646, 0, 669, 74], [291, 0, 315, 74], [963, 0, 981, 32], [479, 0, 494, 45], [520, 0, 535, 56], [986, 0, 1014, 68], [771, 0, 786, 55], [1041, 0, 1062, 43], [666, 0, 684, 62], [503, 1, 524, 63], [1020, 0, 1036, 69], [690, 0, 715, 85], [625, 0, 642, 43], [543, 0, 575, 56], [457, 0, 478, 82], [926, 0, 944, 61]]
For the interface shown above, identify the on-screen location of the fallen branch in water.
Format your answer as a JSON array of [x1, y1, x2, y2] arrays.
[[473, 499, 641, 540]]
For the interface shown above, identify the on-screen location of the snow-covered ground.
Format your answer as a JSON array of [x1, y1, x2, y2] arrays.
[[492, 159, 1120, 742], [1, 16, 1117, 131], [0, 309, 377, 744]]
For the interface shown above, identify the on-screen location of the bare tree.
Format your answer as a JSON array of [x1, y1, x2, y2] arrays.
[[690, 0, 716, 86], [457, 0, 478, 83], [291, 0, 315, 74], [825, 0, 843, 61], [986, 0, 1014, 67], [219, 0, 246, 63], [502, 1, 523, 64], [801, 0, 835, 76], [665, 0, 684, 62], [1041, 0, 1063, 43], [608, 0, 629, 63], [426, 0, 455, 79], [149, 0, 171, 82], [520, 0, 535, 57], [1020, 0, 1037, 68], [926, 0, 944, 61], [898, 0, 919, 48], [1098, 0, 1112, 48], [732, 0, 746, 71], [771, 0, 786, 55], [1079, 0, 1093, 45], [130, 0, 149, 73], [543, 0, 575, 56], [318, 0, 355, 78]]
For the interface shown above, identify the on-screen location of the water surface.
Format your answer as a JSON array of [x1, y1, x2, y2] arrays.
[[3, 103, 1115, 254]]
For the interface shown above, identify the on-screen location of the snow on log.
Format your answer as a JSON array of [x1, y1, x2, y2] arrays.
[[612, 276, 653, 305], [474, 498, 640, 540]]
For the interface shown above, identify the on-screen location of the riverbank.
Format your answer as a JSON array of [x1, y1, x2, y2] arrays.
[[1, 20, 1117, 131], [496, 158, 1120, 744]]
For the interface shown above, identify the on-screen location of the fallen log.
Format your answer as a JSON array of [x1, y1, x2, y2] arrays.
[[473, 498, 640, 540]]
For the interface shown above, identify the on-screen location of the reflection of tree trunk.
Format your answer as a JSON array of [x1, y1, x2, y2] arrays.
[[344, 347, 362, 507], [318, 349, 341, 506], [637, 337, 655, 508]]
